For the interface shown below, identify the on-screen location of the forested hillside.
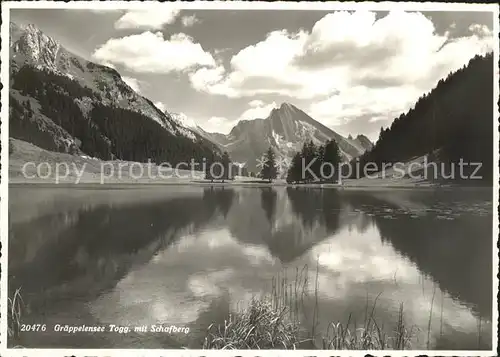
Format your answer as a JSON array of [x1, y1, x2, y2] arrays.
[[354, 53, 494, 183], [9, 22, 219, 166]]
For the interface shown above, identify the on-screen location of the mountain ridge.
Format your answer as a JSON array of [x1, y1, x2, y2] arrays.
[[193, 101, 373, 172], [354, 52, 493, 182], [9, 22, 220, 164]]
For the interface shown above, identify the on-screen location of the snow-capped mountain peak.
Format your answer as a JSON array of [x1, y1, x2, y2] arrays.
[[9, 21, 220, 160], [197, 102, 372, 171], [169, 112, 198, 129]]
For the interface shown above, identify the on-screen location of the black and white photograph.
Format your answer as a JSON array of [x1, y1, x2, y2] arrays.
[[0, 2, 498, 355]]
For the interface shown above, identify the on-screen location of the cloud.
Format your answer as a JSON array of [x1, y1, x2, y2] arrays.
[[239, 101, 277, 120], [154, 101, 166, 111], [248, 99, 264, 107], [188, 65, 236, 96], [198, 101, 278, 134], [92, 31, 216, 73], [114, 7, 180, 30], [85, 9, 122, 14], [181, 15, 200, 27], [100, 61, 116, 70], [202, 116, 237, 134], [187, 10, 493, 138], [122, 76, 142, 93], [468, 23, 492, 37], [193, 10, 493, 101], [308, 85, 421, 127]]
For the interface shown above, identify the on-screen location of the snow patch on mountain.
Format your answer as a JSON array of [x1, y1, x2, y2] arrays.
[[74, 96, 94, 118], [9, 22, 205, 144], [204, 102, 371, 171], [170, 112, 197, 129]]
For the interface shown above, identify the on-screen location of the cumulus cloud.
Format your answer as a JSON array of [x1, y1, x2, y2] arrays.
[[188, 10, 493, 134], [181, 15, 200, 27], [114, 7, 180, 30], [248, 99, 264, 107], [154, 101, 166, 111], [468, 23, 492, 37], [198, 101, 278, 134], [122, 76, 142, 93], [308, 85, 421, 127], [92, 31, 216, 73], [202, 116, 237, 134], [100, 61, 116, 70], [188, 65, 237, 97], [239, 101, 277, 120]]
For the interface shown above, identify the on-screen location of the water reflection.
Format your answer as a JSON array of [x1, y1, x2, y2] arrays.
[[8, 186, 493, 349], [260, 188, 277, 223], [9, 187, 236, 311], [287, 187, 341, 234], [337, 189, 493, 320], [203, 187, 235, 218]]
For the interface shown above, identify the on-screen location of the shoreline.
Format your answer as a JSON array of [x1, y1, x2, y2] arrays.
[[8, 176, 492, 191], [9, 138, 492, 191]]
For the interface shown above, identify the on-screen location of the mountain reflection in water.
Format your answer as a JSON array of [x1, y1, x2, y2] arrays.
[[8, 186, 493, 349]]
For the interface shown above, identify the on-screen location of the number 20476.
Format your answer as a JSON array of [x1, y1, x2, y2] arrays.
[[20, 324, 47, 332]]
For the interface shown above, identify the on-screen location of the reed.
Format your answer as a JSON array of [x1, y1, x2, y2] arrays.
[[8, 287, 24, 343], [203, 298, 303, 349], [203, 266, 417, 350]]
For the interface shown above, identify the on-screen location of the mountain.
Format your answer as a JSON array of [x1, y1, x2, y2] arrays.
[[169, 112, 197, 130], [352, 134, 374, 152], [9, 22, 219, 164], [355, 53, 494, 183], [227, 188, 341, 263], [201, 102, 372, 172]]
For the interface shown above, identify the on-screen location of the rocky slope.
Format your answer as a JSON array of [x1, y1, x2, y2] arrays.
[[9, 22, 218, 163], [199, 103, 372, 172]]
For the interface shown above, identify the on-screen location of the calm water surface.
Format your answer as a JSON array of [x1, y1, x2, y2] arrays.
[[8, 185, 493, 349]]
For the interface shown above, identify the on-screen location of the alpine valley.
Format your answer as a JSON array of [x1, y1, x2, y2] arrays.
[[9, 22, 218, 165], [8, 22, 372, 173], [192, 103, 373, 171]]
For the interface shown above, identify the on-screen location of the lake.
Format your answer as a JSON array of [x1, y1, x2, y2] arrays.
[[8, 185, 493, 349]]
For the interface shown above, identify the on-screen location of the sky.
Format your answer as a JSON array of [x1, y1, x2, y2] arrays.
[[10, 6, 495, 141]]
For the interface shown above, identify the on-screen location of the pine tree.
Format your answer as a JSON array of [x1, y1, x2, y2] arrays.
[[221, 151, 231, 182], [260, 147, 278, 183], [302, 140, 317, 182], [286, 151, 303, 184], [205, 151, 216, 182], [322, 140, 342, 182], [313, 144, 324, 181]]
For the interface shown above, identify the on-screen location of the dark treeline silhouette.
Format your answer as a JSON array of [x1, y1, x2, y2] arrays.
[[9, 190, 235, 311], [286, 187, 341, 234], [259, 147, 278, 182], [202, 187, 236, 218], [90, 104, 215, 164], [375, 211, 492, 319], [258, 188, 342, 263], [204, 151, 234, 181], [9, 94, 81, 154], [340, 189, 492, 320], [351, 53, 494, 183], [260, 187, 278, 222], [286, 139, 342, 183], [11, 65, 218, 165]]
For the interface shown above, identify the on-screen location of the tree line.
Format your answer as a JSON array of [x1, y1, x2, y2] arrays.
[[286, 139, 342, 183], [11, 65, 219, 166], [351, 53, 494, 183]]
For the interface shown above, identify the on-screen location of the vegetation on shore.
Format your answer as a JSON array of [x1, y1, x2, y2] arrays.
[[352, 53, 494, 183], [286, 139, 342, 184], [8, 288, 24, 347], [203, 265, 415, 350]]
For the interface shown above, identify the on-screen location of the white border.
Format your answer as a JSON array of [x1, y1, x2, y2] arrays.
[[1, 1, 498, 356]]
